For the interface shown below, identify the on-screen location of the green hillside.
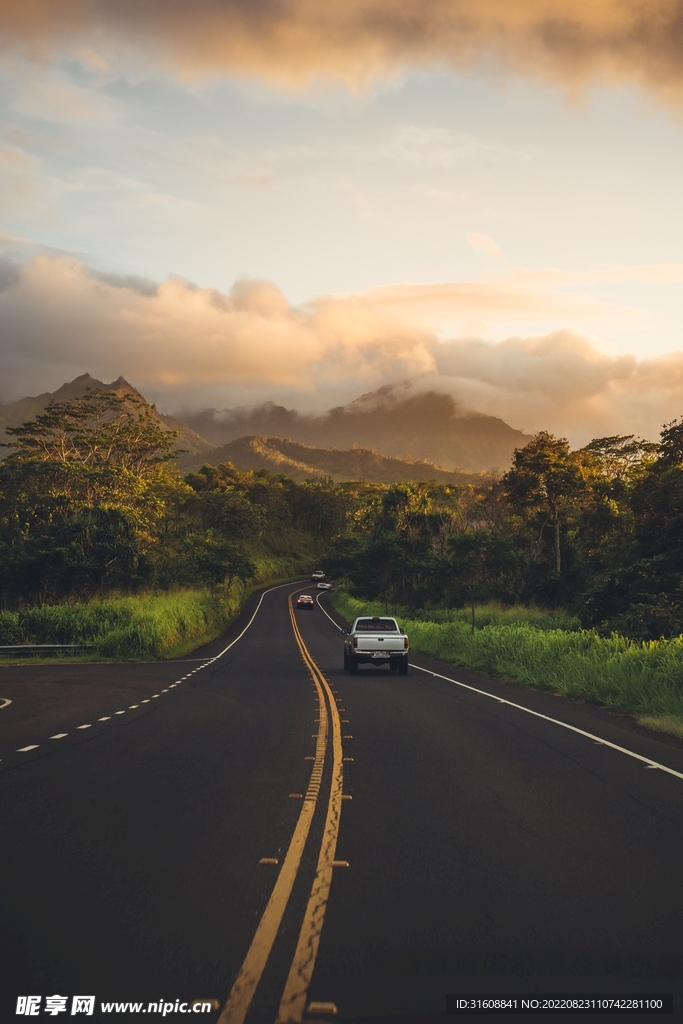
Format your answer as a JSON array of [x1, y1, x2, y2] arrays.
[[209, 434, 485, 484], [0, 374, 214, 472]]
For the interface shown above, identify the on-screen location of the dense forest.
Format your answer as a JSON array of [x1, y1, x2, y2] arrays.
[[0, 388, 356, 607], [1, 387, 682, 643], [323, 424, 683, 641]]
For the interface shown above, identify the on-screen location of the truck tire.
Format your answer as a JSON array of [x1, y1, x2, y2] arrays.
[[343, 649, 349, 670], [398, 657, 408, 675], [349, 654, 359, 675]]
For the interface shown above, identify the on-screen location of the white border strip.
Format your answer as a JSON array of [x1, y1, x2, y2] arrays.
[[197, 580, 307, 671], [316, 593, 683, 783], [412, 663, 683, 781], [316, 593, 343, 631]]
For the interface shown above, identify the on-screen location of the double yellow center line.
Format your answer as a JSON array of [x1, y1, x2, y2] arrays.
[[219, 591, 344, 1024]]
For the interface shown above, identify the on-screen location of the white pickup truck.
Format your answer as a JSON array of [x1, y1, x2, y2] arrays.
[[343, 616, 409, 675]]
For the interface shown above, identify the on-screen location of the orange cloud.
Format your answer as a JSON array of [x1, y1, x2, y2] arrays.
[[0, 255, 435, 399], [338, 268, 651, 329], [467, 232, 504, 260], [3, 1, 683, 101], [2, 253, 683, 444]]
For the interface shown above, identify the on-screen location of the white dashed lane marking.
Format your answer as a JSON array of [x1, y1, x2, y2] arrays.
[[2, 580, 300, 764], [5, 666, 186, 759]]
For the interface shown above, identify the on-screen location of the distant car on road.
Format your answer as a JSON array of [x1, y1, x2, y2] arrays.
[[311, 570, 326, 581], [316, 582, 333, 590], [296, 594, 315, 608]]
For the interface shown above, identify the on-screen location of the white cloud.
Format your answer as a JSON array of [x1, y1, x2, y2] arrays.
[[467, 232, 504, 260], [0, 255, 434, 401], [1, 253, 683, 445]]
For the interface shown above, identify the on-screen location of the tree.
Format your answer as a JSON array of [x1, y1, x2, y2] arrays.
[[3, 388, 180, 477], [503, 432, 586, 575], [580, 435, 658, 482], [0, 389, 182, 605], [446, 530, 521, 631]]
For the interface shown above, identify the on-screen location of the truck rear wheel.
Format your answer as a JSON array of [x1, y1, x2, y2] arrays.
[[343, 650, 349, 670], [349, 654, 359, 675], [398, 657, 408, 675]]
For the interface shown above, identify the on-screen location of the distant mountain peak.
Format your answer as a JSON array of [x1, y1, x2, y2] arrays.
[[0, 373, 213, 472], [178, 383, 530, 473], [2, 375, 532, 474]]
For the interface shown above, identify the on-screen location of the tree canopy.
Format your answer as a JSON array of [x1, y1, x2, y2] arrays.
[[3, 390, 683, 641]]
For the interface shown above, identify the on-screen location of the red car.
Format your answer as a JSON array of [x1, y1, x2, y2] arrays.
[[296, 594, 315, 608]]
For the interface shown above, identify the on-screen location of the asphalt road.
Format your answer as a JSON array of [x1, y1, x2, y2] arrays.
[[1, 583, 682, 1022]]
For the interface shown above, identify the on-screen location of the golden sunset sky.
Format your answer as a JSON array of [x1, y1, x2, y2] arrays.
[[2, 1, 683, 443]]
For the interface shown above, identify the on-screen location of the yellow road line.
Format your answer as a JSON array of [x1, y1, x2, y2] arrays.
[[276, 601, 345, 1023], [218, 592, 329, 1024]]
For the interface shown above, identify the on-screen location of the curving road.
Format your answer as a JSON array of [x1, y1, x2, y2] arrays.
[[1, 583, 682, 1022]]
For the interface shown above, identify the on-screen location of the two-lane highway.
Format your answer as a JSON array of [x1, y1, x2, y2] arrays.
[[1, 584, 682, 1022]]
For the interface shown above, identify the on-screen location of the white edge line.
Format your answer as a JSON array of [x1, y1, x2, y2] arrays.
[[316, 593, 343, 632], [199, 580, 310, 670], [5, 581, 316, 767], [316, 593, 683, 783], [411, 663, 683, 782], [0, 698, 12, 709]]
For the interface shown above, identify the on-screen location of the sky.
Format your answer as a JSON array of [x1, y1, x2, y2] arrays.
[[2, 1, 683, 444]]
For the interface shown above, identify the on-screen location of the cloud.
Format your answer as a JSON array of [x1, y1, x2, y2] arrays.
[[1, 253, 683, 444], [467, 232, 504, 260], [3, 1, 683, 102], [341, 268, 650, 329], [428, 332, 683, 444], [0, 142, 42, 213], [0, 255, 435, 403]]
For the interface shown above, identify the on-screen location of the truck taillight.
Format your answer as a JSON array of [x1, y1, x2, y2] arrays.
[[404, 636, 409, 649], [352, 636, 358, 648]]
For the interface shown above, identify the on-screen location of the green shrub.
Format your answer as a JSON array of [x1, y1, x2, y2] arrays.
[[0, 554, 312, 660]]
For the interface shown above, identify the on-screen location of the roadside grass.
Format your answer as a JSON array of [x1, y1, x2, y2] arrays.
[[388, 601, 579, 632], [636, 715, 683, 739], [0, 554, 313, 662], [330, 589, 683, 739]]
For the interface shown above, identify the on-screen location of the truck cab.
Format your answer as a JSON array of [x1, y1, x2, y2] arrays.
[[344, 616, 409, 675]]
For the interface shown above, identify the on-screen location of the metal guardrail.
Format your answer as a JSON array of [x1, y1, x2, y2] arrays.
[[0, 643, 95, 652]]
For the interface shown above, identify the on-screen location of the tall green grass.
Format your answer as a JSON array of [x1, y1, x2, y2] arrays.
[[0, 554, 311, 660], [377, 600, 579, 632], [331, 590, 683, 732]]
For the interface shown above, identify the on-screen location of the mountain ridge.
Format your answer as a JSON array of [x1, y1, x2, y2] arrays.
[[1, 375, 530, 477], [179, 383, 531, 472], [208, 435, 486, 485]]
